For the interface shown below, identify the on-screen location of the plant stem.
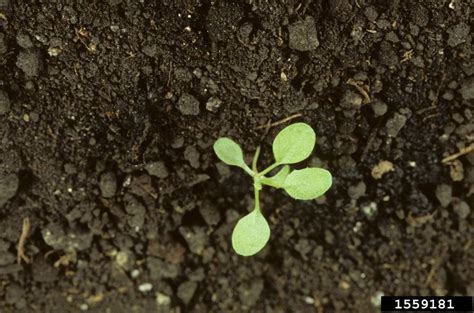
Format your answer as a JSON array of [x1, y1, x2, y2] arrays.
[[256, 162, 281, 178], [252, 146, 261, 173], [253, 181, 261, 212], [242, 164, 255, 177]]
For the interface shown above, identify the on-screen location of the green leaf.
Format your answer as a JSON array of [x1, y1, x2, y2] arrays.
[[283, 168, 332, 200], [260, 165, 290, 188], [232, 210, 270, 256], [213, 137, 250, 171], [272, 123, 316, 164]]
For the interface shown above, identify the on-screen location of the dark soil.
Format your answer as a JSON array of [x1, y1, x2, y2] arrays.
[[1, 1, 473, 312]]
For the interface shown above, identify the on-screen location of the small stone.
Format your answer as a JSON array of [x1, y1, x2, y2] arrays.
[[453, 201, 470, 219], [124, 195, 146, 229], [340, 91, 362, 110], [188, 267, 205, 282], [199, 202, 221, 226], [147, 257, 179, 279], [131, 269, 140, 278], [216, 162, 231, 180], [115, 250, 130, 268], [184, 146, 200, 169], [47, 47, 61, 57], [41, 223, 93, 252], [288, 16, 319, 51], [442, 90, 454, 101], [378, 41, 398, 67], [16, 33, 33, 49], [324, 229, 334, 244], [179, 227, 208, 255], [385, 31, 399, 43], [449, 160, 464, 182], [16, 50, 41, 77], [362, 202, 378, 217], [409, 4, 429, 27], [386, 113, 407, 137], [145, 161, 169, 178], [304, 296, 315, 305], [0, 173, 19, 207], [138, 283, 153, 292], [295, 238, 312, 259], [459, 77, 474, 100], [238, 279, 264, 308], [364, 7, 378, 22], [371, 291, 384, 307], [99, 172, 117, 198], [156, 292, 171, 306], [435, 184, 452, 208], [177, 281, 197, 304], [206, 97, 222, 112], [371, 160, 394, 179], [447, 23, 469, 47], [348, 181, 366, 200], [371, 100, 388, 116], [177, 93, 200, 116], [143, 44, 158, 58]]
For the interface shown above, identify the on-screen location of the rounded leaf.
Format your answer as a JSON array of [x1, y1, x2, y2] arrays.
[[232, 210, 270, 256], [283, 168, 332, 200], [213, 137, 248, 170], [272, 123, 316, 164]]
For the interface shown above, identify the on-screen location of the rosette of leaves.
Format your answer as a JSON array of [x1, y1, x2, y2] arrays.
[[213, 123, 332, 256]]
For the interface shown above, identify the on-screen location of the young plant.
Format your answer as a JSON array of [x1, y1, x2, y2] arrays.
[[213, 122, 332, 256]]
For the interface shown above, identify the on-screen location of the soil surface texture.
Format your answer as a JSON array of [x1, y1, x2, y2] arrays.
[[0, 1, 473, 312]]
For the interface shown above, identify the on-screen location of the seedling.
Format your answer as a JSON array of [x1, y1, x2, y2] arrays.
[[213, 123, 332, 256]]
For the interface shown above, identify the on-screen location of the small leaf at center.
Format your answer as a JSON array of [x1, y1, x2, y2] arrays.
[[260, 165, 290, 188]]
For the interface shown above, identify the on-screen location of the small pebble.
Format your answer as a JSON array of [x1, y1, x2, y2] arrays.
[[288, 16, 319, 51], [144, 161, 168, 178], [459, 77, 474, 100], [453, 201, 470, 219], [131, 269, 140, 278], [206, 97, 222, 112], [138, 283, 153, 292], [447, 22, 469, 47], [340, 91, 362, 110], [386, 113, 407, 137], [371, 100, 388, 116], [16, 50, 41, 77], [362, 202, 378, 217], [0, 173, 19, 207], [99, 172, 117, 198], [435, 184, 452, 208], [156, 292, 171, 306], [177, 93, 200, 116], [348, 181, 366, 200], [177, 281, 197, 304]]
